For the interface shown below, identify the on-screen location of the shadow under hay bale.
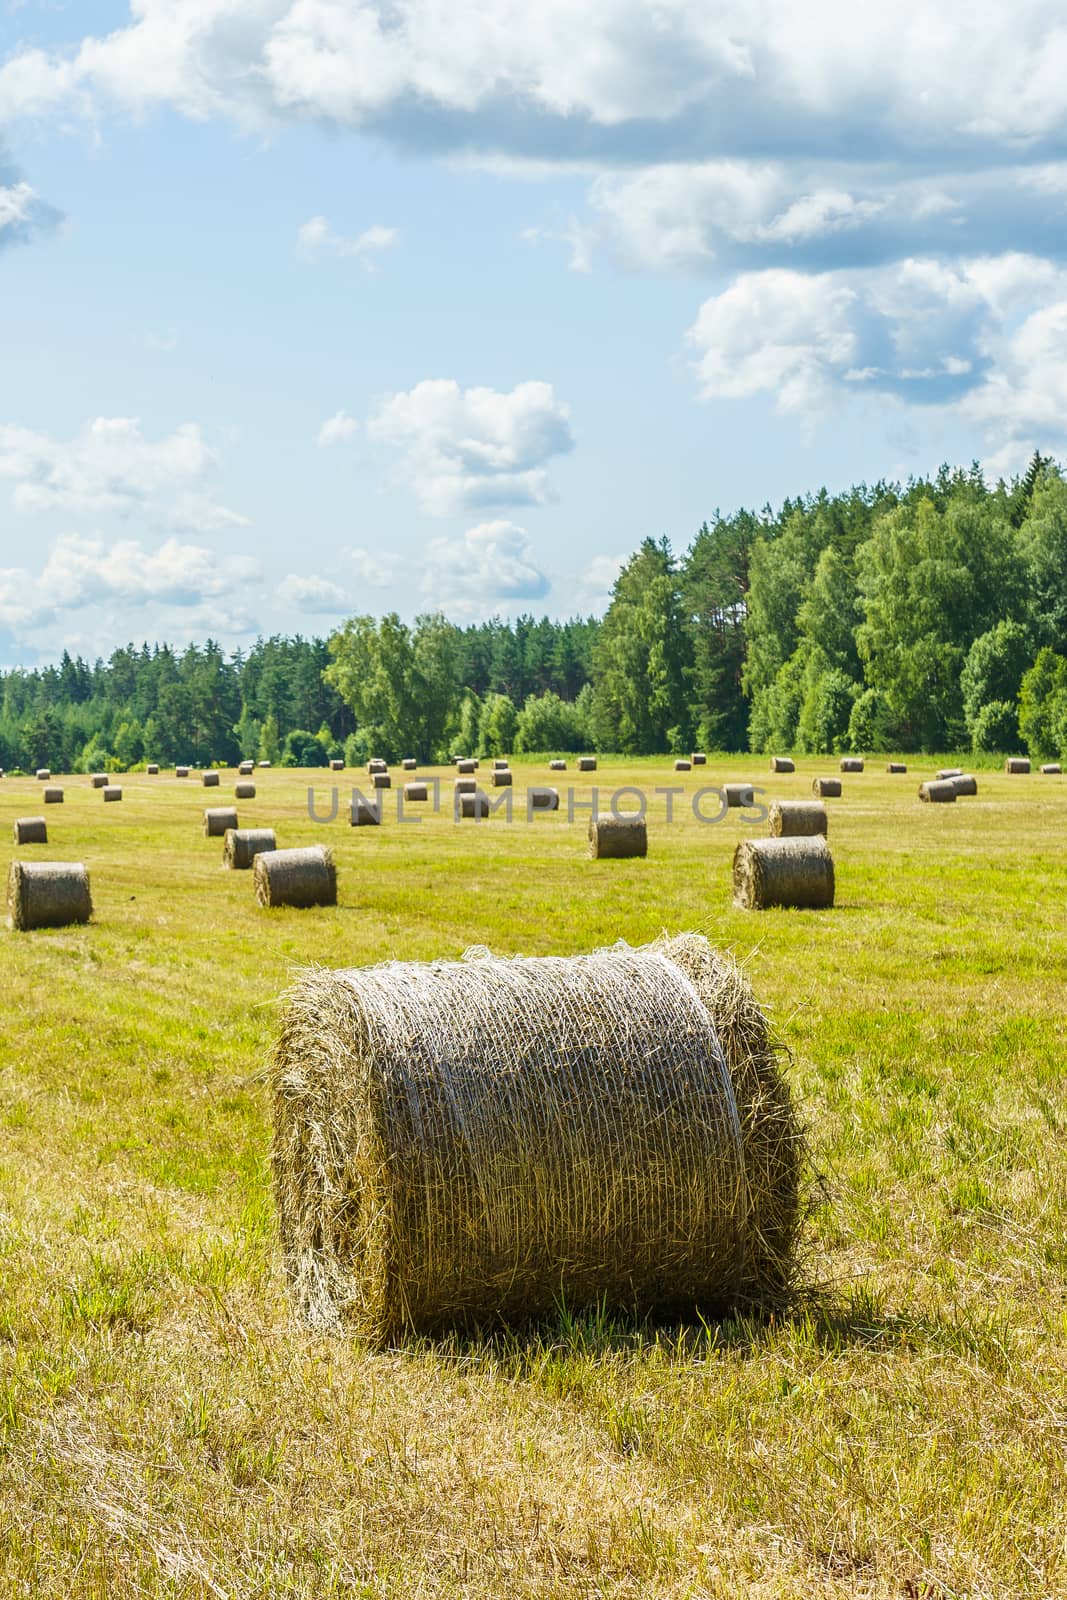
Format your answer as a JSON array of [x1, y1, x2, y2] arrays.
[[1006, 757, 1030, 773], [886, 762, 907, 774], [202, 771, 220, 787], [204, 806, 239, 837], [90, 773, 108, 788], [528, 787, 559, 810], [224, 827, 276, 869], [919, 779, 957, 803], [14, 817, 47, 845], [733, 837, 835, 910], [235, 782, 256, 799], [589, 814, 647, 858], [8, 861, 92, 930], [457, 792, 490, 819], [270, 933, 802, 1339], [102, 786, 122, 802], [769, 756, 794, 773], [43, 787, 63, 804], [812, 777, 841, 798], [840, 758, 864, 772], [769, 800, 827, 837], [952, 774, 978, 797], [723, 782, 754, 808], [350, 796, 381, 827], [254, 846, 336, 909]]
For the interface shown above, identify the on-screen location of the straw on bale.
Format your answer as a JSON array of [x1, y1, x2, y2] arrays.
[[35, 768, 50, 781], [202, 771, 220, 787], [723, 782, 754, 808], [692, 752, 707, 765], [812, 776, 841, 798], [239, 761, 254, 776], [43, 787, 63, 804], [840, 757, 864, 772], [549, 759, 567, 771], [456, 759, 477, 775], [769, 800, 827, 838], [1006, 757, 1030, 774], [402, 758, 417, 771], [454, 777, 477, 796], [1041, 763, 1062, 775], [330, 760, 344, 772], [372, 772, 391, 790], [589, 814, 647, 858], [235, 781, 256, 799], [254, 845, 337, 910], [886, 762, 907, 774], [176, 766, 190, 778], [350, 796, 381, 826], [674, 759, 691, 771], [936, 768, 963, 780], [403, 782, 429, 801], [90, 772, 108, 788], [733, 837, 834, 910], [103, 786, 122, 802], [224, 827, 277, 869], [8, 861, 92, 931], [919, 779, 957, 803], [204, 806, 239, 837], [270, 932, 802, 1338], [578, 757, 597, 771], [528, 786, 559, 810], [769, 756, 795, 773], [458, 792, 489, 819], [952, 774, 978, 796], [14, 817, 47, 845], [491, 769, 513, 787]]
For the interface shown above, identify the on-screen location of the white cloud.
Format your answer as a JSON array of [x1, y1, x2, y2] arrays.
[[574, 552, 626, 612], [316, 409, 359, 446], [366, 379, 574, 515], [343, 546, 396, 587], [277, 573, 349, 612], [297, 216, 398, 265], [0, 416, 246, 529], [421, 520, 549, 615], [521, 218, 595, 273]]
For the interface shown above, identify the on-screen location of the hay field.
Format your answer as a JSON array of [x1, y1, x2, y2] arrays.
[[0, 758, 1065, 1598]]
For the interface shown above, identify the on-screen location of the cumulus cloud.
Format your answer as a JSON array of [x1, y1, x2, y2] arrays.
[[0, 149, 61, 253], [421, 520, 549, 614], [343, 545, 396, 587], [366, 379, 574, 515], [277, 573, 349, 612], [316, 409, 359, 446], [574, 552, 626, 612], [297, 216, 397, 265], [0, 416, 246, 529]]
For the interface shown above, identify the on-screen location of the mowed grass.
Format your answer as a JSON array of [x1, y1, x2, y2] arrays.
[[0, 757, 1065, 1599]]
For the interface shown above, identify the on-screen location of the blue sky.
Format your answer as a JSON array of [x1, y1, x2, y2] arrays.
[[1, 2, 1065, 666]]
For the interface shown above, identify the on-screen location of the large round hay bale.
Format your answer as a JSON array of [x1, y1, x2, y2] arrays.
[[43, 787, 63, 804], [812, 777, 841, 798], [1041, 763, 1061, 774], [146, 763, 159, 775], [769, 800, 827, 837], [691, 752, 707, 766], [458, 792, 489, 819], [936, 768, 963, 780], [952, 774, 978, 797], [372, 772, 391, 790], [176, 766, 190, 778], [886, 762, 907, 774], [589, 814, 647, 858], [235, 781, 256, 799], [723, 782, 754, 808], [238, 761, 254, 776], [733, 837, 835, 910], [202, 771, 220, 787], [919, 779, 957, 803], [839, 757, 864, 772], [224, 827, 277, 870], [403, 781, 429, 801], [102, 786, 122, 802], [254, 846, 336, 909], [351, 796, 381, 826], [528, 786, 559, 810], [491, 769, 513, 787], [674, 759, 691, 772], [456, 759, 477, 775], [1006, 757, 1030, 773], [402, 758, 417, 771], [204, 806, 239, 837], [577, 756, 597, 772], [35, 768, 51, 782], [14, 817, 47, 845], [8, 861, 92, 930], [330, 759, 344, 772], [769, 756, 794, 773], [549, 759, 567, 771], [454, 777, 477, 796], [270, 932, 801, 1338]]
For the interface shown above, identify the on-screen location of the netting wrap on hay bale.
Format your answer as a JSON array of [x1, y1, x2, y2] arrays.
[[204, 806, 239, 837], [769, 800, 827, 837], [270, 933, 801, 1339], [14, 817, 47, 845], [812, 776, 841, 798], [235, 781, 256, 799], [224, 827, 277, 869], [102, 786, 122, 802], [952, 774, 978, 797], [733, 837, 835, 910], [840, 757, 864, 772], [919, 779, 957, 803], [769, 756, 795, 773], [43, 787, 63, 804], [589, 814, 647, 858], [1006, 757, 1031, 774], [8, 861, 92, 930], [254, 846, 337, 909]]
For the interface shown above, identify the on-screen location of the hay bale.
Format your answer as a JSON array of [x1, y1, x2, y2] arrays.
[[769, 800, 827, 838], [367, 760, 388, 775], [493, 759, 509, 770], [259, 761, 272, 769], [43, 787, 63, 804], [403, 781, 429, 802], [90, 773, 108, 788], [692, 752, 707, 766], [919, 779, 957, 803], [952, 774, 978, 797], [202, 771, 220, 787], [723, 783, 754, 808], [239, 761, 254, 776], [330, 759, 344, 772], [589, 814, 647, 858], [458, 792, 489, 819], [454, 777, 478, 796], [35, 768, 50, 782], [402, 758, 417, 771], [549, 759, 567, 771], [812, 777, 841, 798], [886, 762, 907, 774], [102, 786, 122, 802], [733, 837, 834, 910], [769, 756, 795, 773], [269, 932, 801, 1338], [350, 796, 381, 827], [8, 861, 91, 930], [1041, 763, 1062, 775], [1006, 757, 1030, 774], [204, 806, 239, 837], [235, 781, 256, 799], [674, 759, 691, 772], [578, 757, 597, 772], [839, 758, 864, 772], [456, 759, 477, 775], [223, 827, 277, 869], [528, 787, 559, 811], [146, 763, 159, 775], [14, 817, 47, 845], [936, 767, 963, 780], [254, 846, 337, 909], [176, 766, 190, 778], [372, 772, 391, 790], [491, 769, 513, 787]]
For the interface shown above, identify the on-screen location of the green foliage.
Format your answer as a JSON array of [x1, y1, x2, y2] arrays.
[[476, 693, 519, 758], [591, 538, 692, 754], [970, 700, 1020, 754], [514, 691, 592, 754], [796, 667, 860, 754], [961, 622, 1033, 747], [281, 728, 330, 767], [847, 686, 896, 752], [1018, 648, 1067, 761]]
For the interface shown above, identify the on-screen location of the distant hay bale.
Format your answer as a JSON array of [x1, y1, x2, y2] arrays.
[[146, 763, 159, 775], [886, 763, 907, 774], [1041, 763, 1062, 775], [90, 773, 108, 788], [8, 861, 92, 930], [589, 814, 647, 858], [176, 766, 190, 778], [204, 806, 239, 837], [769, 800, 827, 837], [723, 783, 754, 808], [839, 758, 864, 772], [402, 758, 417, 770], [259, 761, 271, 769], [372, 772, 391, 790], [224, 827, 277, 870], [491, 769, 513, 787], [733, 837, 835, 910], [269, 932, 802, 1338], [330, 760, 344, 772], [367, 760, 388, 775], [493, 760, 509, 770], [35, 768, 50, 782], [548, 759, 567, 771], [578, 757, 597, 772], [235, 781, 256, 799], [202, 771, 220, 787], [456, 759, 477, 775], [674, 759, 691, 772], [528, 787, 559, 810], [692, 752, 707, 766], [102, 786, 122, 802], [43, 787, 63, 804], [769, 756, 795, 773], [239, 761, 254, 776], [936, 768, 963, 780], [812, 777, 841, 798], [14, 817, 47, 845], [1006, 757, 1030, 774], [254, 846, 337, 910], [403, 781, 429, 801], [457, 792, 489, 819], [454, 777, 477, 796], [952, 774, 978, 797], [350, 796, 381, 827], [919, 779, 957, 803]]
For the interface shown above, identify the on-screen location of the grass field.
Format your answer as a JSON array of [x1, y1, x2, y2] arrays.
[[1, 756, 1065, 1598]]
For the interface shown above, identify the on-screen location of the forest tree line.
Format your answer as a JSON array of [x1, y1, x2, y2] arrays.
[[3, 455, 1067, 769]]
